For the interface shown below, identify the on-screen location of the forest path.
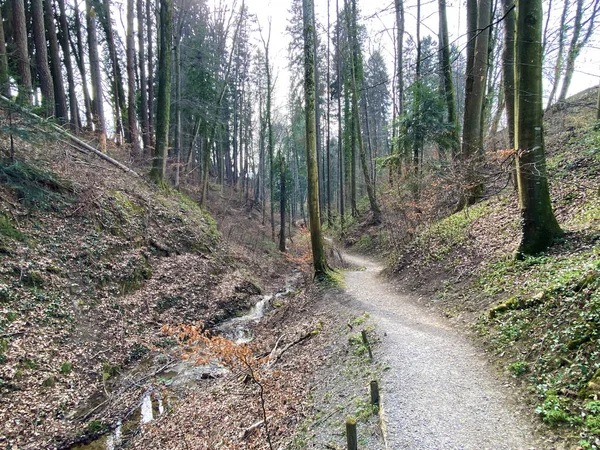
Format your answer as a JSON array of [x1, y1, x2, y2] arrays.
[[338, 252, 538, 450]]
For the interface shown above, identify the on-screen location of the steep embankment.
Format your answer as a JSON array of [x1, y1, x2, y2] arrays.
[[0, 135, 298, 448], [344, 87, 600, 448]]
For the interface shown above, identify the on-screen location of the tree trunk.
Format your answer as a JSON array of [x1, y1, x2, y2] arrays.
[[57, 0, 81, 131], [502, 0, 515, 149], [31, 0, 55, 116], [151, 0, 172, 181], [347, 0, 380, 223], [99, 0, 125, 145], [438, 0, 458, 157], [597, 81, 600, 121], [174, 40, 182, 187], [137, 0, 150, 154], [73, 0, 93, 129], [44, 0, 68, 123], [303, 0, 329, 279], [279, 155, 286, 252], [263, 28, 275, 241], [515, 0, 562, 256], [13, 0, 33, 105], [326, 0, 332, 227], [86, 0, 106, 151], [127, 0, 141, 154], [394, 0, 404, 116], [0, 4, 10, 97], [460, 0, 490, 206], [413, 0, 421, 172], [546, 0, 568, 109], [146, 0, 155, 148], [557, 0, 600, 102], [336, 0, 344, 229]]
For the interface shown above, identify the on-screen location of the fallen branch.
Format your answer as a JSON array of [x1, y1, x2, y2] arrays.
[[268, 327, 315, 366], [0, 95, 140, 177]]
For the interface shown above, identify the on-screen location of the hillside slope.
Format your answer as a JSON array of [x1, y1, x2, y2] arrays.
[[344, 87, 600, 448], [0, 131, 297, 448]]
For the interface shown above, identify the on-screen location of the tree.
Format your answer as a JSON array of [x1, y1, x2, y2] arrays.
[[44, 0, 68, 123], [438, 0, 458, 157], [303, 0, 330, 279], [12, 0, 33, 105], [557, 0, 600, 103], [86, 0, 107, 151], [460, 0, 491, 206], [137, 0, 150, 153], [151, 0, 173, 181], [73, 0, 93, 129], [336, 0, 344, 229], [545, 0, 569, 109], [502, 0, 516, 150], [514, 0, 562, 256], [345, 0, 381, 222], [0, 3, 9, 97], [126, 0, 141, 153], [31, 0, 55, 116], [57, 0, 81, 131]]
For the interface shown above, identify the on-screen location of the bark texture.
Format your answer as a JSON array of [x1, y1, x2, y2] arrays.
[[31, 0, 55, 116], [12, 0, 33, 105], [303, 0, 329, 279], [515, 0, 562, 256]]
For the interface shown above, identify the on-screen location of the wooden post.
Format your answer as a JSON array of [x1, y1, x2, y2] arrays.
[[361, 329, 373, 361], [370, 380, 380, 406], [346, 416, 357, 450]]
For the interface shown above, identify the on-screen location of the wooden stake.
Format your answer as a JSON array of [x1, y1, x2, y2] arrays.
[[346, 416, 357, 450], [361, 329, 373, 361], [370, 380, 380, 406]]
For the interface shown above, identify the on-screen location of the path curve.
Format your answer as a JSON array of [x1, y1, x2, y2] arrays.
[[339, 252, 538, 450]]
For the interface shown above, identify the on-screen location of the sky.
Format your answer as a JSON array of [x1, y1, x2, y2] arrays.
[[240, 0, 600, 114]]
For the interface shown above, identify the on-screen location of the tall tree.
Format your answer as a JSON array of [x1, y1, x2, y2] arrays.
[[98, 0, 125, 144], [57, 0, 81, 131], [502, 0, 516, 150], [151, 0, 173, 181], [31, 0, 55, 116], [137, 0, 150, 153], [514, 0, 562, 255], [44, 0, 68, 123], [346, 0, 381, 222], [394, 0, 404, 116], [336, 0, 345, 229], [73, 0, 93, 129], [126, 0, 140, 153], [146, 0, 155, 147], [546, 0, 569, 109], [0, 3, 9, 97], [557, 0, 600, 102], [12, 0, 33, 105], [460, 0, 490, 205], [86, 0, 107, 151], [303, 0, 329, 279], [438, 0, 458, 157]]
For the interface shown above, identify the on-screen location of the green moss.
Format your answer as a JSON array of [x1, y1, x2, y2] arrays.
[[0, 214, 25, 241], [60, 361, 72, 375], [111, 190, 145, 217]]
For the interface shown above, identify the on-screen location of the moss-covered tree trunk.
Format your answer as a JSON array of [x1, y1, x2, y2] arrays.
[[515, 0, 562, 256], [279, 155, 286, 252], [347, 0, 381, 223], [303, 0, 330, 279], [438, 0, 458, 157], [151, 0, 172, 182], [336, 0, 345, 230]]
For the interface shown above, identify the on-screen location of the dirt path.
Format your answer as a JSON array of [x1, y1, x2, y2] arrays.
[[339, 252, 538, 450]]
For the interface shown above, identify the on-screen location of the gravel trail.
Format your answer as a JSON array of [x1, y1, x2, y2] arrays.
[[340, 252, 538, 450]]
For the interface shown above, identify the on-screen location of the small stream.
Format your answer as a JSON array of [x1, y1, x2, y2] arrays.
[[72, 276, 298, 449]]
